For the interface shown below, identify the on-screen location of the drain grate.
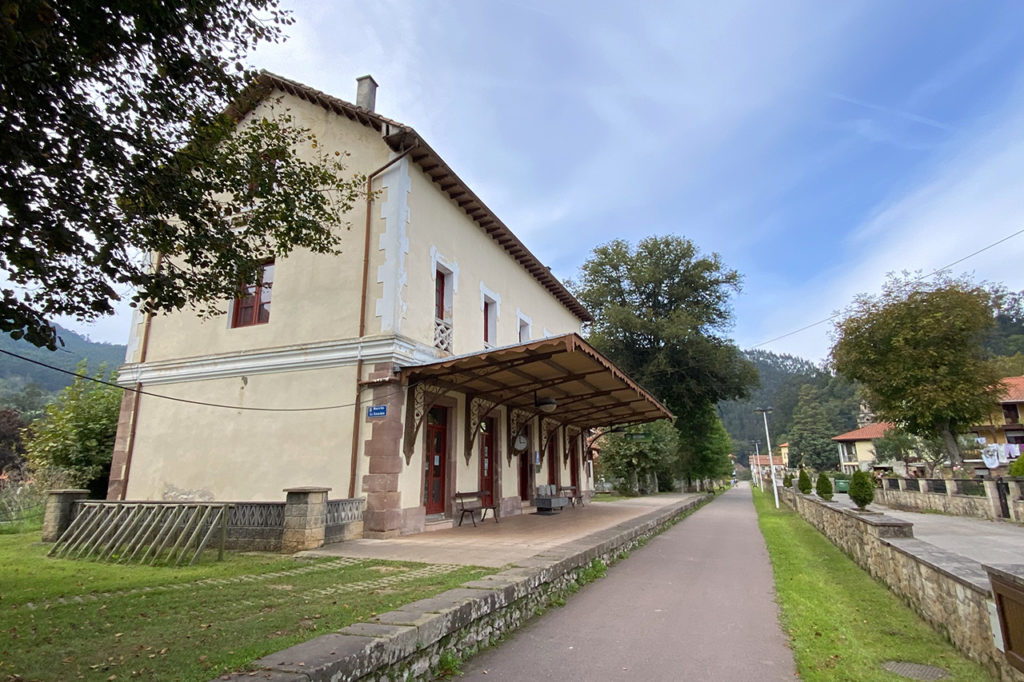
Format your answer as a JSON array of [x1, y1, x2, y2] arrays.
[[881, 661, 950, 680]]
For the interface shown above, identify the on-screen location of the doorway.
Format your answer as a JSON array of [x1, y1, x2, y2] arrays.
[[424, 406, 448, 515], [569, 437, 580, 491], [547, 435, 559, 486]]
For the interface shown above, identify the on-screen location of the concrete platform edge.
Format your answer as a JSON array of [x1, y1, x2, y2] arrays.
[[213, 493, 712, 682]]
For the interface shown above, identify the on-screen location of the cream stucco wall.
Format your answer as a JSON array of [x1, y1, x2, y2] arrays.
[[390, 168, 583, 354], [125, 365, 357, 501], [141, 94, 392, 363]]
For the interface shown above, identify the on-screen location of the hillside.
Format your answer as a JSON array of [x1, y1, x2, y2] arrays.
[[0, 326, 127, 392]]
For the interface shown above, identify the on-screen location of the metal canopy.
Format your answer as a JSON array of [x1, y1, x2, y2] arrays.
[[401, 333, 673, 429]]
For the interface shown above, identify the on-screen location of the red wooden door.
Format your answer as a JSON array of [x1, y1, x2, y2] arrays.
[[570, 437, 580, 490], [547, 437, 559, 486], [424, 406, 448, 515], [479, 418, 495, 504]]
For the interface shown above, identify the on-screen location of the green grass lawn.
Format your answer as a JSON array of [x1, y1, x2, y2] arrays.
[[752, 487, 992, 681], [0, 531, 492, 681]]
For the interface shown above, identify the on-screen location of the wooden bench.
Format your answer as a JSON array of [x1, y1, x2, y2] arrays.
[[559, 486, 585, 508], [453, 491, 498, 527]]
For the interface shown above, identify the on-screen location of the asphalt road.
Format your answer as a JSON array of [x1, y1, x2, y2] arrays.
[[458, 483, 796, 681]]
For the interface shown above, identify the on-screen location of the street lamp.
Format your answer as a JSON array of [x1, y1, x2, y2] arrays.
[[750, 439, 762, 491], [755, 407, 780, 509]]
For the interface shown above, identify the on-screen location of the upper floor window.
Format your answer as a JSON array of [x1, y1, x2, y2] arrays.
[[483, 298, 496, 347], [232, 260, 274, 328], [435, 270, 447, 320], [1003, 404, 1020, 425], [434, 267, 454, 353]]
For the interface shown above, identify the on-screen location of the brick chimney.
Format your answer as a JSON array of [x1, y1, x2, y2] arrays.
[[356, 75, 378, 112]]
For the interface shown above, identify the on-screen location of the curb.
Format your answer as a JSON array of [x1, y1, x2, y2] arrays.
[[216, 494, 712, 681]]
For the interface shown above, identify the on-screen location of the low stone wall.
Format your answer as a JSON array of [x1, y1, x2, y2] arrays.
[[779, 487, 1024, 682], [875, 487, 994, 519], [217, 494, 713, 682]]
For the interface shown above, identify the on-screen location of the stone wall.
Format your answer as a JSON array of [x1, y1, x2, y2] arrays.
[[779, 487, 1024, 682], [875, 485, 996, 520], [217, 494, 713, 682]]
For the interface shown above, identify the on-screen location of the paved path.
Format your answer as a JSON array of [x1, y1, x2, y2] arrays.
[[303, 494, 702, 567], [458, 483, 795, 681], [869, 504, 1024, 565]]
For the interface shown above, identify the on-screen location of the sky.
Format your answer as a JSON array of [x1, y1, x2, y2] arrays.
[[64, 0, 1024, 363]]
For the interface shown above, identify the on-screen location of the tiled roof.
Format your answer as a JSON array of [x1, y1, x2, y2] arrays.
[[1000, 376, 1024, 403], [240, 72, 593, 323], [832, 422, 892, 442]]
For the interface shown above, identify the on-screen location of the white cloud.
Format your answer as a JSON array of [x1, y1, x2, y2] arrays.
[[743, 75, 1024, 361]]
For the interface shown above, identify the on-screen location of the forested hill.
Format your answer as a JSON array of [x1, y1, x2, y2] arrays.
[[0, 326, 127, 392], [718, 349, 858, 466]]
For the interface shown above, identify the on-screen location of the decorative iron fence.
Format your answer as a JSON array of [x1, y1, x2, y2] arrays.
[[884, 478, 900, 491], [327, 498, 364, 527], [904, 478, 920, 492], [928, 478, 947, 495], [958, 480, 986, 497]]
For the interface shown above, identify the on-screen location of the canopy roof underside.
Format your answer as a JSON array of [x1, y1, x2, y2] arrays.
[[401, 334, 672, 429]]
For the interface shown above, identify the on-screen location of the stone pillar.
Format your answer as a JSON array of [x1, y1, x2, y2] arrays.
[[361, 365, 407, 538], [897, 477, 907, 492], [982, 480, 1002, 520], [919, 479, 931, 494], [946, 479, 959, 497], [1006, 480, 1023, 522], [42, 489, 89, 542], [281, 487, 329, 553]]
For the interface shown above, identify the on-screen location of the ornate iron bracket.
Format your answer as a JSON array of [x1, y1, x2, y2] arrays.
[[402, 382, 449, 464], [464, 395, 498, 465], [506, 408, 534, 465]]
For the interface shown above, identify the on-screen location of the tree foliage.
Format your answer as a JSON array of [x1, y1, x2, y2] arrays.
[[596, 420, 678, 494], [571, 236, 757, 423], [815, 472, 833, 501], [788, 385, 839, 471], [0, 408, 27, 472], [1, 1, 365, 349], [677, 405, 734, 484], [831, 274, 1007, 466], [571, 236, 756, 482], [797, 468, 812, 494], [848, 470, 874, 510], [23, 363, 122, 496], [718, 350, 858, 466]]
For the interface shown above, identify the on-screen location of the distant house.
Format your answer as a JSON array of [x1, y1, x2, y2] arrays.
[[971, 375, 1024, 447], [778, 442, 790, 469], [107, 72, 672, 537], [831, 422, 892, 475]]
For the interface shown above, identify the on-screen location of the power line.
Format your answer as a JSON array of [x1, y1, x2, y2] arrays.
[[0, 348, 401, 412], [751, 226, 1024, 349]]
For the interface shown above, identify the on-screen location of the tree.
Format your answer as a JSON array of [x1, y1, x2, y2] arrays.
[[1, 2, 365, 349], [797, 468, 812, 494], [677, 405, 734, 486], [23, 363, 122, 496], [815, 473, 833, 501], [848, 470, 874, 510], [596, 420, 678, 495], [831, 273, 1007, 467], [788, 385, 839, 470], [571, 236, 757, 474], [0, 408, 27, 472], [873, 427, 917, 467]]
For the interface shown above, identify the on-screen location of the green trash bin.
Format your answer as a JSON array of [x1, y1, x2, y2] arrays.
[[834, 478, 850, 493]]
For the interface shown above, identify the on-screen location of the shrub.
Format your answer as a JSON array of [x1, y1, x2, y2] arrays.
[[797, 468, 812, 494], [1009, 457, 1024, 478], [815, 473, 833, 501], [849, 470, 874, 509], [783, 473, 793, 488]]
